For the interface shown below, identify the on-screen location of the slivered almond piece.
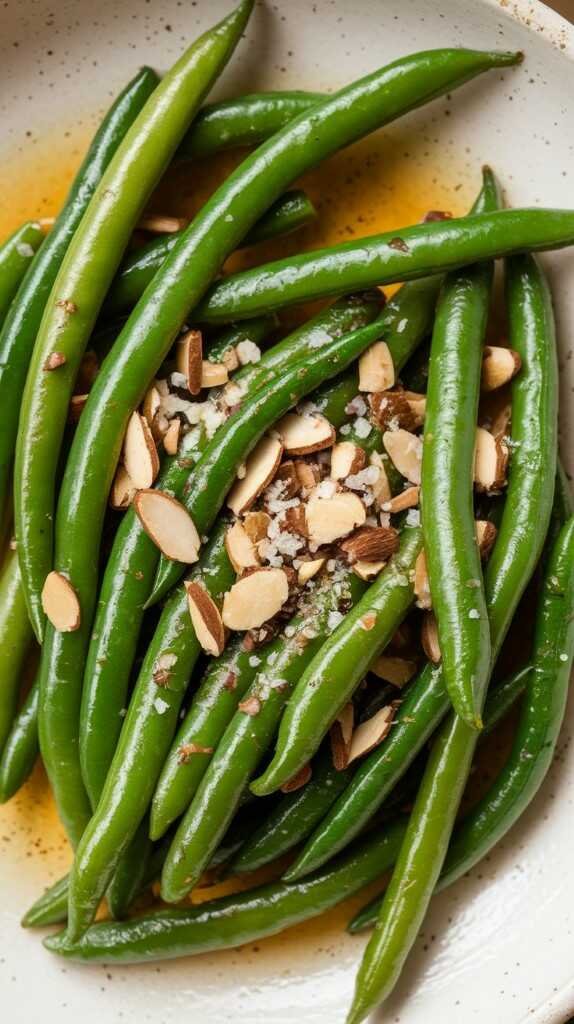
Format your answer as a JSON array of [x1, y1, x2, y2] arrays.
[[275, 461, 300, 498], [138, 214, 188, 233], [414, 549, 431, 609], [403, 391, 426, 428], [243, 510, 271, 543], [201, 361, 228, 388], [473, 427, 509, 492], [123, 412, 160, 489], [294, 460, 321, 491], [69, 394, 88, 423], [142, 385, 161, 426], [178, 743, 214, 762], [353, 560, 386, 581], [238, 695, 261, 716], [370, 390, 417, 432], [177, 330, 203, 395], [276, 412, 335, 455], [222, 568, 290, 630], [348, 703, 397, 764], [340, 525, 399, 564], [44, 351, 66, 371], [330, 703, 354, 770], [475, 519, 498, 560], [110, 465, 136, 510], [383, 429, 423, 485], [358, 341, 394, 392], [330, 441, 366, 480], [227, 437, 283, 515], [481, 346, 521, 392], [280, 762, 312, 793], [370, 655, 417, 687], [41, 572, 81, 632], [382, 486, 420, 514], [306, 491, 366, 546], [297, 557, 325, 584], [163, 418, 181, 455], [369, 451, 392, 507], [421, 611, 441, 663], [221, 346, 240, 373], [185, 581, 225, 656], [283, 505, 308, 537], [135, 490, 201, 563], [225, 521, 260, 573]]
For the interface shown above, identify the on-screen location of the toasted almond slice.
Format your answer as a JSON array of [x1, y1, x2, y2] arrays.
[[163, 418, 181, 455], [383, 429, 422, 485], [473, 427, 509, 493], [414, 549, 431, 610], [123, 412, 160, 489], [276, 412, 335, 455], [227, 437, 283, 515], [176, 330, 203, 395], [293, 460, 321, 492], [353, 559, 386, 581], [185, 581, 225, 656], [178, 742, 214, 762], [135, 490, 201, 563], [403, 391, 427, 428], [283, 505, 308, 537], [201, 361, 229, 388], [370, 654, 417, 687], [153, 652, 178, 687], [330, 441, 366, 480], [280, 762, 312, 793], [298, 557, 326, 585], [225, 521, 260, 573], [275, 461, 300, 498], [142, 385, 161, 426], [41, 571, 81, 632], [421, 611, 441, 664], [68, 394, 88, 423], [110, 464, 136, 510], [330, 702, 354, 770], [370, 390, 417, 432], [138, 214, 188, 233], [44, 351, 66, 371], [358, 341, 395, 393], [475, 519, 498, 560], [348, 703, 397, 764], [221, 346, 240, 373], [340, 525, 399, 564], [243, 510, 271, 543], [369, 451, 392, 507], [381, 486, 420, 514], [222, 567, 289, 630], [481, 346, 522, 392], [306, 491, 366, 546], [238, 695, 262, 716]]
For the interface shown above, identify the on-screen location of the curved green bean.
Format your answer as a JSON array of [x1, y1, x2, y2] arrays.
[[0, 548, 34, 756], [0, 221, 44, 325], [0, 675, 39, 802]]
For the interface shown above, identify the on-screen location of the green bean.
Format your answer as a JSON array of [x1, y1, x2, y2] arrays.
[[22, 872, 70, 929], [0, 71, 158, 554], [107, 817, 154, 920], [15, 0, 254, 643], [105, 190, 317, 317], [250, 528, 423, 796], [0, 547, 34, 756], [0, 221, 44, 326], [0, 675, 39, 802]]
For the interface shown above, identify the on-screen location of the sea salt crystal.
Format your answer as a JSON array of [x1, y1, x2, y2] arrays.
[[154, 697, 170, 715], [236, 340, 261, 365], [353, 416, 372, 439]]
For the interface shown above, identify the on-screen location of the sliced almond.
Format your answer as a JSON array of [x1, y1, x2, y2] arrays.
[[222, 568, 290, 630], [142, 384, 161, 426], [421, 611, 441, 664], [110, 464, 136, 510], [41, 571, 81, 632], [340, 525, 399, 564], [294, 460, 321, 492], [151, 412, 170, 445], [275, 461, 300, 499], [283, 505, 308, 537], [358, 341, 395, 393], [330, 442, 366, 480], [201, 360, 229, 389], [185, 581, 225, 656], [348, 703, 398, 764], [280, 762, 312, 793], [68, 394, 88, 423], [382, 486, 420, 514], [123, 412, 160, 489], [370, 390, 417, 432], [370, 654, 417, 687], [225, 521, 260, 573], [414, 549, 431, 610], [135, 490, 201, 563], [177, 330, 203, 395], [221, 346, 240, 373], [238, 695, 262, 716], [383, 429, 423, 485], [403, 391, 426, 428], [330, 703, 354, 770], [43, 351, 66, 371], [178, 742, 214, 762], [163, 418, 181, 455], [306, 491, 366, 547], [227, 437, 283, 515], [473, 427, 509, 493], [138, 214, 188, 233], [276, 412, 335, 455], [353, 560, 386, 581], [297, 557, 325, 585], [481, 346, 521, 392], [475, 519, 498, 560], [369, 451, 392, 507], [243, 510, 271, 544]]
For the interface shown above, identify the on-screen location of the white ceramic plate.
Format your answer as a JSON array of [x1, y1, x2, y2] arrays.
[[1, 1, 573, 1022]]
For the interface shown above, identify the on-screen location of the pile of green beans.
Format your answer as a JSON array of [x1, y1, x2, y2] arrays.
[[2, 7, 573, 1022]]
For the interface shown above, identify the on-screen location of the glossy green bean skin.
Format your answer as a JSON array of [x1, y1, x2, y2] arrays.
[[177, 91, 323, 158], [0, 675, 39, 802], [66, 523, 234, 939], [46, 821, 406, 962], [421, 169, 498, 727], [0, 221, 44, 325], [251, 528, 423, 797], [160, 573, 366, 903], [15, 1, 254, 644], [22, 872, 70, 928], [0, 548, 34, 756], [105, 190, 317, 316], [0, 72, 158, 548], [348, 255, 559, 1024], [194, 208, 574, 323], [107, 817, 154, 920]]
